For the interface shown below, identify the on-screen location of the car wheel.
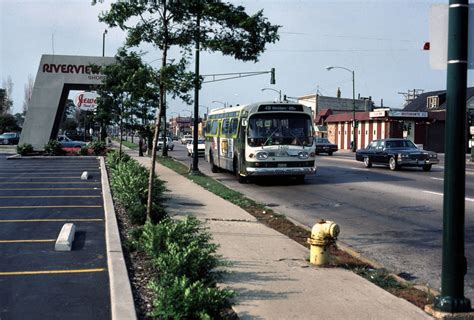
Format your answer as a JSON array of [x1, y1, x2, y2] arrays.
[[364, 157, 372, 168], [209, 151, 219, 173], [422, 164, 432, 172], [328, 151, 333, 156], [389, 156, 398, 171]]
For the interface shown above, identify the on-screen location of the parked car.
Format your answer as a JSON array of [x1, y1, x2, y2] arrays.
[[314, 137, 338, 156], [181, 134, 193, 144], [57, 135, 87, 148], [186, 138, 205, 157], [355, 138, 439, 171], [0, 132, 20, 145], [157, 137, 174, 151]]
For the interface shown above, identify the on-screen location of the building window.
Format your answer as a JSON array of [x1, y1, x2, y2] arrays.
[[427, 96, 439, 110]]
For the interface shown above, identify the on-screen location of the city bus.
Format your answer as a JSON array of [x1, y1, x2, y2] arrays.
[[204, 101, 317, 183]]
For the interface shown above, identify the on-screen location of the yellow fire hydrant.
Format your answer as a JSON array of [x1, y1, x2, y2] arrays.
[[307, 219, 340, 266]]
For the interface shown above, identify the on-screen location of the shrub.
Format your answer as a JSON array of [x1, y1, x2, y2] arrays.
[[106, 150, 131, 170], [89, 140, 107, 155], [109, 158, 166, 225], [16, 143, 33, 156], [78, 146, 89, 156], [148, 276, 234, 320], [44, 139, 64, 156], [140, 217, 223, 284]]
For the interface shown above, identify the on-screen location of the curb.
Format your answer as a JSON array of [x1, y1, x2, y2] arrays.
[[100, 157, 137, 320]]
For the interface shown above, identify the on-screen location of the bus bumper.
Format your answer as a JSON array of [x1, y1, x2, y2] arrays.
[[245, 166, 317, 176]]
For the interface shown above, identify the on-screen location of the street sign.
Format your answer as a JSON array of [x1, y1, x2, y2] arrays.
[[430, 4, 474, 70]]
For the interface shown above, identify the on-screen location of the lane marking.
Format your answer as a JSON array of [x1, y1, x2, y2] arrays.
[[431, 177, 443, 181], [0, 219, 103, 223], [0, 182, 100, 184], [0, 195, 101, 199], [423, 190, 474, 202], [0, 268, 106, 276], [0, 239, 55, 243], [0, 205, 102, 209]]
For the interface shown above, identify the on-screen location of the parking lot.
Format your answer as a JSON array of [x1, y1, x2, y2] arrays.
[[0, 153, 110, 320]]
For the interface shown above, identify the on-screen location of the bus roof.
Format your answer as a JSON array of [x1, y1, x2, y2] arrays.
[[207, 101, 310, 117]]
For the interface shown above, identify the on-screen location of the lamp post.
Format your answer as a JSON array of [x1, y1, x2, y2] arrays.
[[212, 100, 226, 108], [261, 87, 282, 102], [326, 66, 356, 152], [102, 29, 107, 57]]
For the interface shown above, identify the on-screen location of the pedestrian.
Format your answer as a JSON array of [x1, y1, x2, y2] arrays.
[[138, 137, 144, 157]]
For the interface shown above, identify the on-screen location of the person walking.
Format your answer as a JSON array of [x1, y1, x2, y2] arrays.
[[138, 137, 144, 157]]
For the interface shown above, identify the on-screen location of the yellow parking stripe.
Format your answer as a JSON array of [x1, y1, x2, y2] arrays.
[[0, 239, 55, 243], [0, 177, 95, 179], [0, 182, 100, 184], [0, 195, 101, 199], [0, 219, 103, 223], [0, 205, 102, 209], [0, 268, 106, 276], [0, 188, 98, 191]]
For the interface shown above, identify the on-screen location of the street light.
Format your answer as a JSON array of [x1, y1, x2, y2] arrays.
[[261, 87, 282, 102], [326, 66, 356, 152], [212, 100, 226, 108], [102, 29, 107, 57]]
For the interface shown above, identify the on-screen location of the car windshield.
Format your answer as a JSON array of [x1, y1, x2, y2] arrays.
[[247, 113, 313, 147], [385, 140, 417, 149], [1, 133, 16, 138]]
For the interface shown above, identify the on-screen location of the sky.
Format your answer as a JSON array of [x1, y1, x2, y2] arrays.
[[1, 0, 473, 117]]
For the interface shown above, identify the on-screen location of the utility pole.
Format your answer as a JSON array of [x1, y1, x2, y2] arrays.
[[433, 0, 471, 313], [190, 12, 201, 175]]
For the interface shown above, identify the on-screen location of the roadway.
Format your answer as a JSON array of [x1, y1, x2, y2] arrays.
[[170, 143, 474, 302]]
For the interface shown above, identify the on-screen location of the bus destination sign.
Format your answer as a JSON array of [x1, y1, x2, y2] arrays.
[[258, 105, 303, 112]]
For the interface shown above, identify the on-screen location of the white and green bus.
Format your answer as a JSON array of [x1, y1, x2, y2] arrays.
[[204, 101, 317, 183]]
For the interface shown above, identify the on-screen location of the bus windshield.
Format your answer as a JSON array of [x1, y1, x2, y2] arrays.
[[247, 113, 313, 147]]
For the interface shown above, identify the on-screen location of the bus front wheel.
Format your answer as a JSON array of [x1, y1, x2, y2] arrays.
[[234, 156, 246, 183], [209, 151, 219, 173]]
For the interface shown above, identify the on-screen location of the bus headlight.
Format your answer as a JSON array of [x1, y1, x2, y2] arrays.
[[256, 152, 269, 160], [298, 151, 309, 159]]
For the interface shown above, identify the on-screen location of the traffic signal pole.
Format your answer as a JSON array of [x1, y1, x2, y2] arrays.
[[433, 0, 471, 313]]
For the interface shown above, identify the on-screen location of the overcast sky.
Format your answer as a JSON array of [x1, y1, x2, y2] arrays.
[[1, 0, 473, 117]]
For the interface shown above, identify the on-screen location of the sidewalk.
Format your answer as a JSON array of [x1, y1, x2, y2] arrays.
[[126, 147, 432, 319]]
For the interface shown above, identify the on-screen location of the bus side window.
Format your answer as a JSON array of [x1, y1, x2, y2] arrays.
[[205, 121, 211, 134], [210, 120, 219, 135], [230, 118, 238, 136], [222, 119, 230, 136]]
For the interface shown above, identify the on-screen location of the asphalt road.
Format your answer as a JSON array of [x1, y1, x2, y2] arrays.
[[170, 143, 474, 302], [0, 152, 110, 320]]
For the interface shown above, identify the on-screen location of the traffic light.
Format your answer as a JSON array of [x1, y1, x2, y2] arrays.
[[270, 68, 276, 85]]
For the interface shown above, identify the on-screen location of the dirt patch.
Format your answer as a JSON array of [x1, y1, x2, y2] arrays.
[[114, 205, 155, 319]]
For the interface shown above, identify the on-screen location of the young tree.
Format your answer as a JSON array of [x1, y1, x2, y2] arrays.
[[1, 76, 14, 115], [95, 0, 280, 222], [22, 74, 34, 114]]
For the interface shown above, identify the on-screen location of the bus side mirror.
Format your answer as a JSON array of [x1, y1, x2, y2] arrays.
[[242, 119, 248, 127]]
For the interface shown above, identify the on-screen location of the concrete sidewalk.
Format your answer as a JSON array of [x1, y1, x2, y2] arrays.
[[125, 147, 431, 319]]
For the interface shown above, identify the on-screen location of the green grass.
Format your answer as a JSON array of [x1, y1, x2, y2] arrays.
[[113, 138, 139, 150], [157, 156, 261, 211]]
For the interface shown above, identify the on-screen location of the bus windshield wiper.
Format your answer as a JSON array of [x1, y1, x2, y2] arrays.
[[288, 131, 303, 146], [262, 128, 279, 147]]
